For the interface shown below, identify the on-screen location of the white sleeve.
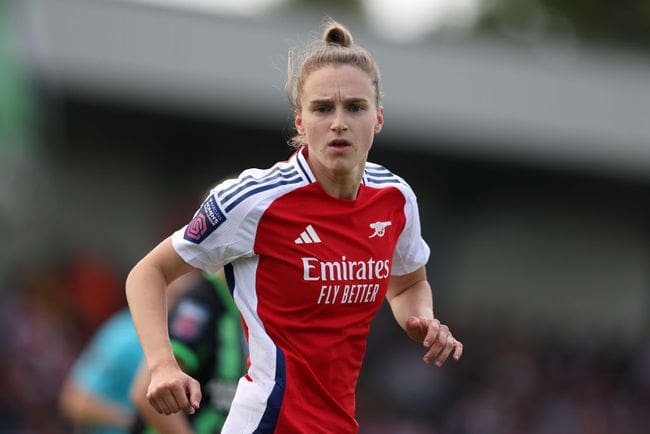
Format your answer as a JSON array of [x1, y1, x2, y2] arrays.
[[171, 163, 305, 272], [171, 181, 256, 273], [391, 184, 430, 276]]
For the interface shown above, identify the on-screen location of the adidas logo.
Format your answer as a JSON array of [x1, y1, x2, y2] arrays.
[[294, 224, 321, 244]]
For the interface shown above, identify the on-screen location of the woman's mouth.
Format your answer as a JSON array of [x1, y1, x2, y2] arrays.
[[328, 139, 352, 149]]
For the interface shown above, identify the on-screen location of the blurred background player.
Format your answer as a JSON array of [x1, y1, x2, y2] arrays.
[[130, 269, 246, 434], [58, 305, 142, 434], [58, 273, 195, 434]]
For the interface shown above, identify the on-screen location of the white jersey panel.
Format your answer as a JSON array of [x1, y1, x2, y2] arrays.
[[222, 255, 277, 433], [231, 255, 278, 386]]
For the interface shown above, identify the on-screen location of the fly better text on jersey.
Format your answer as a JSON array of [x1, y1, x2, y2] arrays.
[[317, 283, 380, 305]]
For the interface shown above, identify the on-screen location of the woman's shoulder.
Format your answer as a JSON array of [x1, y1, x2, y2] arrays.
[[208, 156, 309, 215], [364, 161, 409, 189]]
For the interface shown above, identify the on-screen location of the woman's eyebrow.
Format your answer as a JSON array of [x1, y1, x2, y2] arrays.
[[308, 97, 368, 106], [308, 99, 334, 106], [345, 98, 369, 105]]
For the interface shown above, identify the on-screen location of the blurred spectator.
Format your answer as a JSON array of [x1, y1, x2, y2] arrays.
[[58, 271, 195, 434], [58, 307, 143, 434]]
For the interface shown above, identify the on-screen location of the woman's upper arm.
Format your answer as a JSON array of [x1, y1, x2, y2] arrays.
[[133, 237, 196, 284]]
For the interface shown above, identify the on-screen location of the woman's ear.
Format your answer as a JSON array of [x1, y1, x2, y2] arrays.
[[294, 111, 304, 135], [375, 106, 384, 134]]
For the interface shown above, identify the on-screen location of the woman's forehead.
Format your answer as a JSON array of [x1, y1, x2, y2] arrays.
[[302, 65, 375, 99]]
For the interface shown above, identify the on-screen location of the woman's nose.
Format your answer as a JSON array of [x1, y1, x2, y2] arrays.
[[331, 109, 348, 132]]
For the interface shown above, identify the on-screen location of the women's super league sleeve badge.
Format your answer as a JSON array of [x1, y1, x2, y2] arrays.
[[184, 195, 227, 243]]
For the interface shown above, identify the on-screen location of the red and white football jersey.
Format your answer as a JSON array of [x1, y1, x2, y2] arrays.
[[172, 147, 430, 434]]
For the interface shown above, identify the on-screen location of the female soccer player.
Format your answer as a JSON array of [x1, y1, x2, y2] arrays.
[[126, 18, 463, 434]]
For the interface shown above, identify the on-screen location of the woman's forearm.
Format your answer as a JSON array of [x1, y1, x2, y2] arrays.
[[126, 259, 176, 370], [388, 279, 434, 330], [126, 237, 193, 370]]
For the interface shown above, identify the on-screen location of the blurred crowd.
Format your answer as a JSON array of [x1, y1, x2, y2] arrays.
[[1, 253, 649, 434], [0, 253, 124, 434], [359, 311, 650, 434]]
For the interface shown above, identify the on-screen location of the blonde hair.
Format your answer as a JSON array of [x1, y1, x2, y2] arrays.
[[286, 19, 382, 148]]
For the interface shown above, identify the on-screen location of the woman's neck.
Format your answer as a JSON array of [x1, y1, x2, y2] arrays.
[[319, 176, 360, 200], [308, 160, 363, 200]]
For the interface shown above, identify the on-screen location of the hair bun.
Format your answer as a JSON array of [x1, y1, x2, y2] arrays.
[[323, 22, 353, 48]]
